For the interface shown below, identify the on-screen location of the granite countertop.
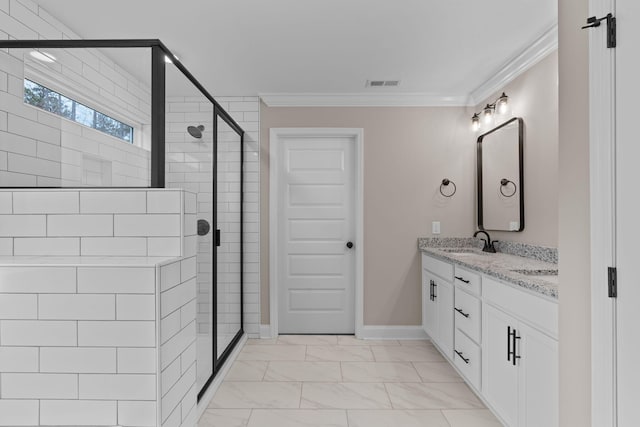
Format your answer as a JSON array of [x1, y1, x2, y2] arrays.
[[418, 238, 558, 299]]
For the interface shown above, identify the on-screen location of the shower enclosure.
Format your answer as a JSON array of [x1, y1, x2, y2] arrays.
[[0, 39, 244, 399]]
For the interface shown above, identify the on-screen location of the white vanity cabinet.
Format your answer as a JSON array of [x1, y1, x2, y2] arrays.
[[452, 266, 483, 390], [482, 277, 558, 427], [422, 254, 454, 359], [421, 251, 558, 427]]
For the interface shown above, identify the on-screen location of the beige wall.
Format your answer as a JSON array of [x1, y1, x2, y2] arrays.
[[260, 106, 475, 325], [260, 52, 560, 327], [558, 0, 591, 424], [475, 51, 559, 247]]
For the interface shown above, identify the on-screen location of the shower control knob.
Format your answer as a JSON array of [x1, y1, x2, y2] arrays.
[[197, 219, 210, 236], [346, 241, 354, 249]]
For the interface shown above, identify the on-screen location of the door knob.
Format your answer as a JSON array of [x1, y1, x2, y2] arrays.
[[346, 241, 354, 249]]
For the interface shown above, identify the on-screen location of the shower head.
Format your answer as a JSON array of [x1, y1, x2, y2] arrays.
[[187, 125, 205, 139]]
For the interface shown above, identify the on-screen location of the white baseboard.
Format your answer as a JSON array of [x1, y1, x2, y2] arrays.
[[259, 324, 273, 339], [197, 334, 248, 420], [358, 325, 429, 340], [256, 324, 428, 340]]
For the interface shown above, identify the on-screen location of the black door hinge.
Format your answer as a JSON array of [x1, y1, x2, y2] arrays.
[[582, 13, 616, 48], [608, 267, 617, 298]]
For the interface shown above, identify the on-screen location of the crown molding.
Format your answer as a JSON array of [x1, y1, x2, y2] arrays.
[[260, 23, 558, 108], [468, 23, 558, 106], [259, 92, 468, 108]]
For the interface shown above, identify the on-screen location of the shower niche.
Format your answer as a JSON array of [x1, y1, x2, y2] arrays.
[[0, 40, 245, 400]]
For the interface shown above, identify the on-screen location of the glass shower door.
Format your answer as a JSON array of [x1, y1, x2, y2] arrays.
[[215, 112, 243, 360], [163, 58, 243, 398], [164, 63, 215, 392]]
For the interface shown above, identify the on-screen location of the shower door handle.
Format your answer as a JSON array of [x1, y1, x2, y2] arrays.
[[216, 229, 221, 247]]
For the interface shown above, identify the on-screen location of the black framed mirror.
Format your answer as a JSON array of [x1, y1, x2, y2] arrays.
[[477, 117, 524, 231]]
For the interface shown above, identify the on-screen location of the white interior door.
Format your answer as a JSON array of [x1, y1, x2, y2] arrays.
[[275, 134, 356, 334], [616, 1, 640, 424]]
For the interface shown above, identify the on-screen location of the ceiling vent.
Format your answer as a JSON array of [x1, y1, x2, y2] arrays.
[[366, 80, 400, 87]]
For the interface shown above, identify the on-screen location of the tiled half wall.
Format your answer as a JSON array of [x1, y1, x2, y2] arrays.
[[0, 188, 198, 427], [0, 189, 195, 258]]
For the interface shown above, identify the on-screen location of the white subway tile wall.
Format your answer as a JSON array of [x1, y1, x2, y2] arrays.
[[215, 98, 260, 338], [165, 96, 260, 342], [0, 189, 185, 257], [0, 187, 199, 427], [215, 115, 242, 352], [0, 1, 153, 187], [160, 258, 197, 426], [0, 259, 197, 427], [165, 96, 215, 349]]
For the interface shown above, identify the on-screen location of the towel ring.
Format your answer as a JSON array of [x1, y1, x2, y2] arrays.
[[440, 179, 456, 198], [500, 178, 517, 197]]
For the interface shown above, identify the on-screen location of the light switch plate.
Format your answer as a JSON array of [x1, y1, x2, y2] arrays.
[[432, 221, 441, 235]]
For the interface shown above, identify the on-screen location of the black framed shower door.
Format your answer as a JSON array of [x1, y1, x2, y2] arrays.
[[0, 39, 245, 401]]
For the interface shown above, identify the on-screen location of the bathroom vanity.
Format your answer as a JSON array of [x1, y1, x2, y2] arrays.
[[419, 238, 558, 427]]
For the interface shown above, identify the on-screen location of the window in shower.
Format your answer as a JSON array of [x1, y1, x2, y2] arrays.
[[23, 79, 134, 143], [1, 42, 156, 187]]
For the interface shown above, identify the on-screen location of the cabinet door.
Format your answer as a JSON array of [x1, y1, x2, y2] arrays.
[[422, 271, 438, 340], [437, 278, 454, 359], [518, 323, 558, 427], [483, 303, 518, 426]]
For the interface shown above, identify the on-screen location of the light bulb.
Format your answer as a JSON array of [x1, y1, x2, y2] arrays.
[[496, 92, 509, 115], [483, 104, 494, 125], [471, 114, 480, 132]]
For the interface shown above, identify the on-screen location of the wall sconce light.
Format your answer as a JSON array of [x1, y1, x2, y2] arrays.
[[483, 104, 494, 125], [471, 114, 480, 132], [471, 92, 510, 132]]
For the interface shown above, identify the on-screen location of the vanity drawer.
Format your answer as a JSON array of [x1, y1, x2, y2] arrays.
[[454, 329, 481, 390], [422, 253, 453, 282], [454, 287, 481, 343], [454, 265, 481, 296], [483, 276, 558, 339]]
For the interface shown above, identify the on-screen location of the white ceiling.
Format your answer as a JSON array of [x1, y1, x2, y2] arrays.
[[33, 0, 557, 101]]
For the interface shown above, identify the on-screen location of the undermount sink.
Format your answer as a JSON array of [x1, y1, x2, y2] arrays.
[[439, 248, 486, 255], [511, 268, 559, 284], [511, 268, 558, 276]]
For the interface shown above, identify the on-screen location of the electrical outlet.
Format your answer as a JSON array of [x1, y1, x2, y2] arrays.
[[432, 221, 441, 235]]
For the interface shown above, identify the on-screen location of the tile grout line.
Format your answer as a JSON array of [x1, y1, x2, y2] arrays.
[[299, 344, 307, 408], [440, 409, 454, 427], [381, 382, 395, 410], [409, 361, 424, 383]]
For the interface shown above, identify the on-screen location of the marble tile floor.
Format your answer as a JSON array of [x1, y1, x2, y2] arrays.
[[199, 335, 502, 427]]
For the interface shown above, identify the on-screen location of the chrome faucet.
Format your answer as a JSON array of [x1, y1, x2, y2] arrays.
[[473, 230, 497, 253]]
